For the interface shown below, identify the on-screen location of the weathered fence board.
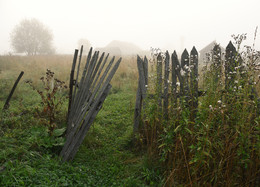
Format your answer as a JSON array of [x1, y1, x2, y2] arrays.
[[163, 51, 170, 119], [133, 56, 148, 133], [190, 47, 199, 120], [3, 71, 24, 110], [134, 41, 255, 133], [60, 47, 121, 161], [157, 53, 163, 112]]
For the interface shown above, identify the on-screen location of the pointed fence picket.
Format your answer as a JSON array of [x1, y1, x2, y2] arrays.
[[61, 46, 121, 161], [134, 41, 259, 132]]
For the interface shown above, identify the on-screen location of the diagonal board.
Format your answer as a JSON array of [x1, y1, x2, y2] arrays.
[[60, 46, 121, 162]]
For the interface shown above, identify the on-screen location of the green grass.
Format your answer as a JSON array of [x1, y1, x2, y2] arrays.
[[0, 64, 163, 186]]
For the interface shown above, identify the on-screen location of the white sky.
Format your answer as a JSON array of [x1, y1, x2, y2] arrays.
[[0, 0, 259, 54]]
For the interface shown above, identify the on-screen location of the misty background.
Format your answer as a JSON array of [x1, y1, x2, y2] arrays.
[[0, 0, 259, 55]]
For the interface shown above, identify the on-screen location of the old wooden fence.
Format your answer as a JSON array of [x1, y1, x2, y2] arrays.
[[60, 46, 121, 161], [134, 41, 258, 132]]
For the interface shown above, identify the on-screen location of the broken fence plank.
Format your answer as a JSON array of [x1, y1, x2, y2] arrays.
[[3, 71, 24, 110]]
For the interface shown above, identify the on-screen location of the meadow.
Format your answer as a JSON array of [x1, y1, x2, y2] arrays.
[[0, 39, 259, 186]]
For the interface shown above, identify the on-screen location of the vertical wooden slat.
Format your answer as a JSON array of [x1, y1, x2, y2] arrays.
[[61, 58, 121, 161], [61, 47, 121, 161], [225, 41, 236, 90], [163, 51, 170, 119], [72, 45, 84, 107], [212, 44, 222, 86], [157, 53, 163, 112], [134, 55, 148, 133], [190, 47, 199, 120], [67, 84, 113, 161], [181, 49, 190, 106], [134, 79, 142, 133], [67, 49, 78, 123], [171, 51, 178, 110]]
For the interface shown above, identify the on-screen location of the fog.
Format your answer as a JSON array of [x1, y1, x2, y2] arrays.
[[0, 0, 260, 54]]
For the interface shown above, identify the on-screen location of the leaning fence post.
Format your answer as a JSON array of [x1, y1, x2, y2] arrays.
[[3, 71, 24, 110], [67, 49, 78, 123]]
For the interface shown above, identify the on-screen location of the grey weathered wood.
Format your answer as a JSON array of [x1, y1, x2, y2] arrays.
[[163, 51, 170, 119], [61, 47, 121, 161], [3, 71, 24, 110], [133, 55, 146, 133], [66, 84, 112, 161], [70, 52, 99, 124], [174, 53, 184, 97], [225, 41, 236, 90], [157, 53, 163, 112], [67, 49, 78, 123], [190, 47, 199, 120], [65, 56, 116, 144], [133, 81, 142, 133], [67, 53, 93, 135], [212, 44, 222, 86], [61, 58, 121, 161], [72, 45, 83, 106], [181, 49, 190, 106], [171, 51, 178, 109], [143, 56, 148, 85], [137, 56, 147, 98], [142, 56, 148, 119], [67, 48, 93, 128], [91, 54, 109, 90]]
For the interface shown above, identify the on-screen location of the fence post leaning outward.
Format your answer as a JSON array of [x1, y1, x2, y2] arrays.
[[66, 48, 94, 135], [163, 51, 170, 119], [190, 47, 199, 120], [72, 45, 83, 106], [67, 49, 78, 123], [62, 58, 121, 161], [3, 71, 24, 110], [61, 46, 121, 162], [66, 84, 112, 161]]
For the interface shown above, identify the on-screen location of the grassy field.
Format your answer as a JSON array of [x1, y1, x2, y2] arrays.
[[0, 48, 259, 186], [0, 55, 165, 186]]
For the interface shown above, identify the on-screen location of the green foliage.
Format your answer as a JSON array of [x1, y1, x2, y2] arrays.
[[26, 69, 68, 135], [137, 36, 260, 186], [0, 73, 157, 186]]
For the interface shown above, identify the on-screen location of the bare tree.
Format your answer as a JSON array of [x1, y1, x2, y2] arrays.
[[10, 18, 55, 55]]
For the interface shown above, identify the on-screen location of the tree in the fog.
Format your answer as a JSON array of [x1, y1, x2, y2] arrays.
[[10, 18, 55, 55]]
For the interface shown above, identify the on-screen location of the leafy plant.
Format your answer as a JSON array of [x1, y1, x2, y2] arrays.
[[137, 31, 260, 186], [26, 69, 68, 135]]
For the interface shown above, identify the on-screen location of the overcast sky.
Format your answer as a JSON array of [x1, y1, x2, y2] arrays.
[[0, 0, 259, 54]]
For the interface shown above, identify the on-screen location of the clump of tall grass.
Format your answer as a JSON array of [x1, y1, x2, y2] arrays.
[[137, 32, 260, 186]]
